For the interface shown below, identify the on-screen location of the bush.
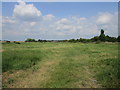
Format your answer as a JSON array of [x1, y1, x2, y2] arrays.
[[69, 39, 77, 43], [91, 36, 99, 42], [14, 41, 20, 44], [117, 36, 120, 42], [25, 38, 36, 42], [6, 41, 10, 43]]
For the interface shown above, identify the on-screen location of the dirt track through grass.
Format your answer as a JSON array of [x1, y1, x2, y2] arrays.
[[2, 42, 119, 88], [11, 59, 59, 88]]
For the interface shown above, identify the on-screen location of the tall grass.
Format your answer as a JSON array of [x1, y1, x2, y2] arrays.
[[2, 50, 43, 72], [0, 52, 2, 74], [94, 58, 119, 88], [2, 42, 119, 88]]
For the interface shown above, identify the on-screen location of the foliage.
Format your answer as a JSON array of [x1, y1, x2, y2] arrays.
[[67, 29, 118, 43], [117, 36, 120, 42], [23, 29, 118, 43], [14, 41, 21, 44], [38, 39, 47, 42], [91, 36, 99, 42], [69, 39, 77, 43], [99, 29, 106, 42], [2, 29, 119, 43], [6, 41, 11, 43], [25, 38, 36, 42], [105, 35, 117, 42]]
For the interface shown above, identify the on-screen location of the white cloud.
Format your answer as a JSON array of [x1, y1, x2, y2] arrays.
[[96, 12, 113, 24], [2, 1, 118, 40], [13, 1, 42, 21], [79, 17, 86, 21], [96, 12, 118, 36], [2, 17, 16, 26], [57, 18, 70, 24], [30, 22, 36, 26], [43, 14, 55, 21]]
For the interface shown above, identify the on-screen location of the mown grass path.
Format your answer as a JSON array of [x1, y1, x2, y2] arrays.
[[2, 42, 119, 88]]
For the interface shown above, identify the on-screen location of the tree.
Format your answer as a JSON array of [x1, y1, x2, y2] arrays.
[[99, 29, 106, 42], [38, 39, 42, 42], [69, 39, 77, 42], [117, 36, 120, 42], [105, 35, 111, 42], [6, 41, 10, 43], [105, 35, 117, 42], [79, 38, 90, 43], [91, 36, 99, 42], [25, 38, 36, 42]]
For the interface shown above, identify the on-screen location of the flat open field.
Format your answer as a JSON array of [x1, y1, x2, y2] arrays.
[[2, 42, 119, 88]]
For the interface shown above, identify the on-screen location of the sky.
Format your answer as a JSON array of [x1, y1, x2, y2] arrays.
[[2, 1, 118, 41]]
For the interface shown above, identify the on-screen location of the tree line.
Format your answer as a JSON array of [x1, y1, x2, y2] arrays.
[[25, 29, 120, 43]]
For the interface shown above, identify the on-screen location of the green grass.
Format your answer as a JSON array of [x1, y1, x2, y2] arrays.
[[3, 50, 43, 72], [2, 42, 53, 72], [2, 42, 119, 88], [0, 52, 2, 74]]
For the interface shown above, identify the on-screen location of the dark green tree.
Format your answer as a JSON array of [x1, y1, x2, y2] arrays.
[[25, 38, 36, 42], [99, 29, 106, 42], [79, 38, 90, 43], [69, 39, 77, 43], [38, 39, 42, 42], [117, 36, 120, 42], [91, 36, 99, 42], [105, 35, 111, 42]]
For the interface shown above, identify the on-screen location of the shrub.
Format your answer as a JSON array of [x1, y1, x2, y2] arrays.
[[14, 41, 20, 44], [25, 38, 36, 42], [117, 36, 120, 42], [6, 41, 10, 43], [91, 36, 99, 42]]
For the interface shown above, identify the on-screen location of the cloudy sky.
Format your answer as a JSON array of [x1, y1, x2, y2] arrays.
[[2, 1, 118, 41]]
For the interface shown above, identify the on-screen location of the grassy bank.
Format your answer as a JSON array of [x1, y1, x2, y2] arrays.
[[2, 42, 119, 88]]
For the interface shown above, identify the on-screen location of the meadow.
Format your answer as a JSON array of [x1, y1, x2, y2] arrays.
[[2, 42, 119, 88]]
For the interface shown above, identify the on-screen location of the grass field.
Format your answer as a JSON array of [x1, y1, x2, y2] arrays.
[[2, 42, 120, 88]]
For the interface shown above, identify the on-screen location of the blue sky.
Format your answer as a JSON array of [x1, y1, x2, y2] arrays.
[[2, 1, 118, 41], [3, 2, 118, 17]]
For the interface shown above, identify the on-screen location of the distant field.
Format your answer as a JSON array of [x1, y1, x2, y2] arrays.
[[2, 42, 119, 88]]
